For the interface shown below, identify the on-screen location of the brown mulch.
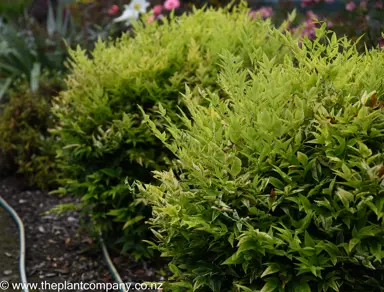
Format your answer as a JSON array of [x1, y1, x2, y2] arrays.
[[0, 176, 165, 292]]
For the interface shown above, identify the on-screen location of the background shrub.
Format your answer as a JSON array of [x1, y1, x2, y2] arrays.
[[0, 0, 121, 186], [140, 27, 384, 291], [52, 3, 295, 258], [0, 72, 64, 189]]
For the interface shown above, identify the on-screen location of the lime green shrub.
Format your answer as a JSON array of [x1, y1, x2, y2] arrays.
[[0, 73, 64, 189], [140, 28, 384, 291], [52, 4, 294, 257]]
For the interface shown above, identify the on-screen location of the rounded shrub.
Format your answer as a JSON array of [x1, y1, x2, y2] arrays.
[[52, 3, 294, 257], [0, 73, 64, 189], [140, 28, 384, 291]]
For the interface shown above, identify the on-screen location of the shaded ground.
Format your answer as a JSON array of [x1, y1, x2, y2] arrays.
[[0, 203, 19, 292], [0, 176, 165, 292]]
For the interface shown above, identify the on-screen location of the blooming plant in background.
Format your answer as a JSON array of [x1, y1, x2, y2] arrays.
[[163, 0, 180, 11], [113, 0, 150, 25], [301, 0, 334, 7], [153, 4, 163, 15], [379, 34, 384, 47], [291, 10, 320, 40], [110, 0, 181, 25], [108, 4, 119, 16], [345, 1, 356, 11], [147, 0, 180, 23], [248, 6, 273, 20]]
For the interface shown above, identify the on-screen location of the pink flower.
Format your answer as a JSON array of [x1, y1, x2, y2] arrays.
[[153, 5, 163, 16], [164, 0, 180, 11], [108, 4, 119, 16], [345, 1, 356, 11], [249, 6, 273, 20], [360, 0, 368, 9], [376, 1, 383, 8], [379, 37, 384, 48], [326, 20, 334, 28], [148, 15, 155, 23], [306, 10, 318, 20], [301, 0, 313, 7]]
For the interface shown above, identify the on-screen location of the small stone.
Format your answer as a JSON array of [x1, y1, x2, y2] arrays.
[[55, 268, 69, 275], [19, 199, 27, 204], [45, 273, 56, 278], [67, 217, 76, 223], [4, 252, 12, 257], [3, 270, 12, 276], [38, 226, 45, 233]]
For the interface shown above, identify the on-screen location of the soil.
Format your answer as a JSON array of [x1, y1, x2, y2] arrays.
[[0, 202, 19, 292], [0, 176, 166, 292]]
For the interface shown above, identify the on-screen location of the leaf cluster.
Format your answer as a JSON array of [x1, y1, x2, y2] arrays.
[[52, 3, 293, 257], [140, 28, 384, 291]]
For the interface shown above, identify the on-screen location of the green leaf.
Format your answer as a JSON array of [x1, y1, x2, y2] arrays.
[[30, 62, 41, 92], [293, 281, 311, 292], [235, 284, 254, 292], [336, 188, 354, 208], [228, 233, 235, 248], [100, 168, 117, 177], [304, 231, 315, 248], [298, 194, 311, 212], [230, 156, 242, 177], [269, 177, 285, 190], [297, 152, 308, 166], [357, 141, 372, 158], [260, 278, 280, 292], [370, 242, 382, 263], [123, 215, 145, 230], [348, 238, 360, 252], [222, 254, 241, 265], [261, 263, 280, 278]]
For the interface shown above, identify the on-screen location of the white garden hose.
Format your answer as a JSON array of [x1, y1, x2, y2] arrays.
[[0, 196, 29, 292], [0, 195, 126, 292], [99, 230, 126, 292]]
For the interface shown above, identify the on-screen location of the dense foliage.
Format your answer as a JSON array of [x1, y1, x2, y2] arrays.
[[52, 4, 295, 258], [140, 27, 384, 291], [0, 0, 122, 185], [0, 73, 64, 188]]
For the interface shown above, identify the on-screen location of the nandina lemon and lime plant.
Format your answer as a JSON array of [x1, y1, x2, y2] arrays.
[[52, 3, 295, 258], [139, 26, 384, 290]]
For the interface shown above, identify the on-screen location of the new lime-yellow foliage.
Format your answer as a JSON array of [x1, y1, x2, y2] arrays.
[[52, 4, 294, 257]]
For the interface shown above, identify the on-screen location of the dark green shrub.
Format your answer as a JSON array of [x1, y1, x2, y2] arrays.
[[0, 73, 64, 189], [140, 27, 384, 291], [0, 0, 31, 16], [52, 3, 295, 258]]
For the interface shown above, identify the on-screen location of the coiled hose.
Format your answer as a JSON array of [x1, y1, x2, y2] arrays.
[[0, 196, 125, 292]]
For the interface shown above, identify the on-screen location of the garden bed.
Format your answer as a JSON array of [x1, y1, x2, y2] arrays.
[[0, 176, 163, 292], [0, 196, 19, 292]]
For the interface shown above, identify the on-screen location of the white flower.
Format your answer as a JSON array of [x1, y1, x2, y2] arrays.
[[114, 0, 150, 26]]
